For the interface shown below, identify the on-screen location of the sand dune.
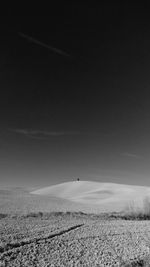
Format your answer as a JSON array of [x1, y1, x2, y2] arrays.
[[31, 181, 150, 210]]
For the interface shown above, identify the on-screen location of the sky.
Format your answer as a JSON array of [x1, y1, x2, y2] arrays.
[[1, 4, 150, 187]]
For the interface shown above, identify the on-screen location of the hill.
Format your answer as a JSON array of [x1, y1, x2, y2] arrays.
[[31, 181, 150, 211]]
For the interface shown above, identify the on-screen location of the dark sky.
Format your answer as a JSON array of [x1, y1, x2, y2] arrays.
[[1, 4, 150, 187]]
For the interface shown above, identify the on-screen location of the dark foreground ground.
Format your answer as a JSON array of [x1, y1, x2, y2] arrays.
[[1, 212, 150, 266]]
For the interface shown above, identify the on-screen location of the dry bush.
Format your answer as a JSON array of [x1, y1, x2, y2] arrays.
[[0, 214, 8, 219], [143, 197, 150, 215], [122, 197, 150, 220]]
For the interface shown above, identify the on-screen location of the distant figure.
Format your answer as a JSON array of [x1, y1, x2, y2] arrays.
[[77, 178, 80, 181]]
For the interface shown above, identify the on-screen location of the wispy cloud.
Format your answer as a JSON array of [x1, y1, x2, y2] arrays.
[[121, 152, 141, 159], [18, 32, 71, 57], [9, 129, 80, 139]]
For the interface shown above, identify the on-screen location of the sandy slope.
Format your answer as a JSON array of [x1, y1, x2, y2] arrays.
[[31, 181, 150, 211]]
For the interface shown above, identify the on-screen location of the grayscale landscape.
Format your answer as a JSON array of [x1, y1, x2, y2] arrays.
[[1, 181, 150, 266], [1, 4, 150, 266]]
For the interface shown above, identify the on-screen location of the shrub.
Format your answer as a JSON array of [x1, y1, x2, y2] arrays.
[[122, 197, 150, 220], [0, 214, 8, 219]]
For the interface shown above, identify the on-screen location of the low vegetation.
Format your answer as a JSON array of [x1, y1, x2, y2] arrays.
[[109, 197, 150, 221]]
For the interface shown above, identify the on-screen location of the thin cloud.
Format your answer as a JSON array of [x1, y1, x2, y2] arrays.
[[9, 129, 80, 139], [18, 32, 71, 57], [121, 152, 141, 159]]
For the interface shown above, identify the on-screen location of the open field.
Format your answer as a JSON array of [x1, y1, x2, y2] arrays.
[[1, 212, 150, 266], [1, 183, 150, 266], [32, 181, 150, 213], [2, 181, 150, 215], [0, 188, 106, 215]]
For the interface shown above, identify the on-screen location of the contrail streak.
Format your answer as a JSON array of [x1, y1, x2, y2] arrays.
[[18, 32, 70, 57], [9, 129, 80, 139]]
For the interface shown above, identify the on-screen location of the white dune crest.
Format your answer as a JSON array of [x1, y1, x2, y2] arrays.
[[31, 181, 150, 209]]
